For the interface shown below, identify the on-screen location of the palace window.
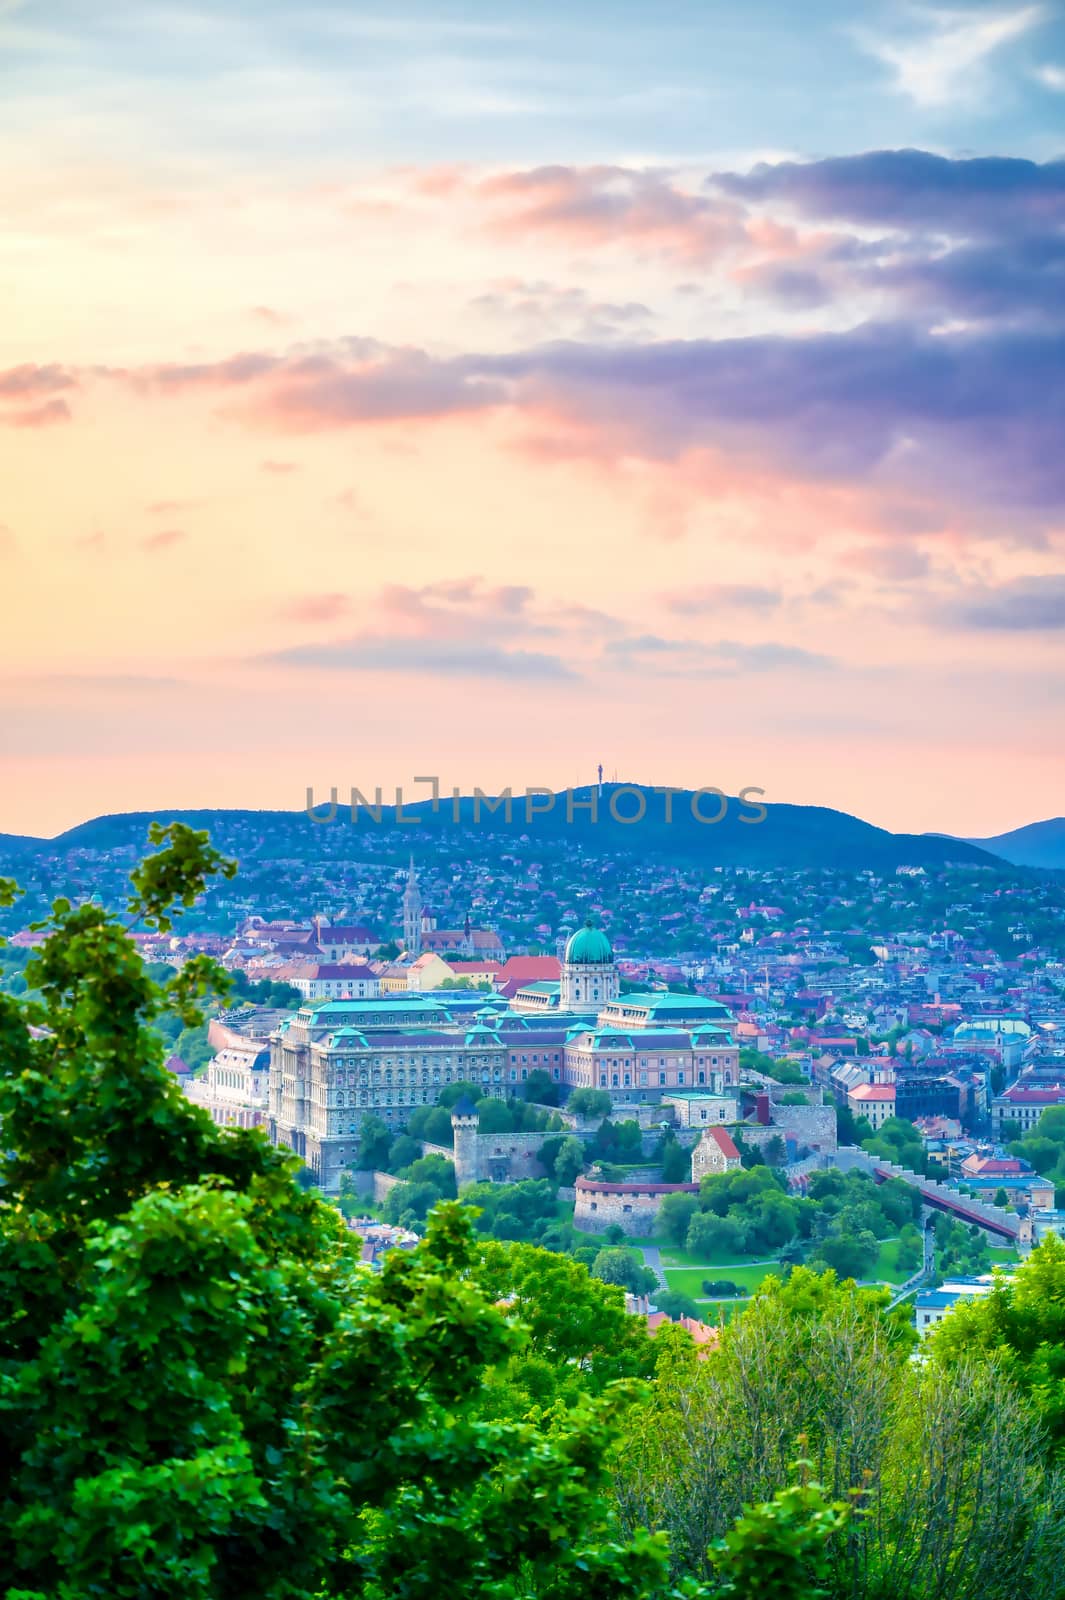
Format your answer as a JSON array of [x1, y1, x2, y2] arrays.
[[612, 1075, 619, 1087], [659, 1072, 666, 1086], [698, 1071, 705, 1085]]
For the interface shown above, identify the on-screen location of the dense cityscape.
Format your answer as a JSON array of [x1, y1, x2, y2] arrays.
[[4, 808, 1063, 1340]]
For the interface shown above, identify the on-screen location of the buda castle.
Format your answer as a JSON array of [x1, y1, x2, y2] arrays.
[[267, 914, 739, 1192]]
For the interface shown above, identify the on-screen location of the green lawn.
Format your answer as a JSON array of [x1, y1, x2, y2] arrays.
[[659, 1245, 779, 1269], [664, 1263, 782, 1296], [871, 1239, 920, 1285], [988, 1246, 1020, 1267]]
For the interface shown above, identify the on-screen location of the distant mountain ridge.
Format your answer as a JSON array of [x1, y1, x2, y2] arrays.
[[0, 787, 1008, 872], [965, 817, 1065, 871]]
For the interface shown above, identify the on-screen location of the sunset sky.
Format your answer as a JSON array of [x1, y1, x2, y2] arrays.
[[2, 0, 1064, 838]]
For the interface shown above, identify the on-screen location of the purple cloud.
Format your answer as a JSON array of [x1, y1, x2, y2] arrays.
[[260, 637, 575, 679], [942, 576, 1065, 630], [714, 150, 1065, 234]]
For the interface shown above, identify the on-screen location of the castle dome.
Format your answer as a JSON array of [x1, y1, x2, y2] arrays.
[[564, 918, 613, 965]]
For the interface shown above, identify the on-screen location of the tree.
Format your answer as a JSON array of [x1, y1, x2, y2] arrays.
[[472, 1240, 656, 1401], [687, 1212, 746, 1260], [386, 1132, 422, 1172], [568, 1087, 612, 1118], [659, 1136, 691, 1184], [651, 1289, 699, 1321], [356, 1112, 392, 1170], [809, 1231, 879, 1282], [764, 1134, 787, 1167], [657, 1190, 700, 1247], [436, 1079, 481, 1109], [554, 1135, 586, 1186], [473, 1096, 514, 1133], [0, 828, 680, 1600], [928, 1234, 1065, 1450], [709, 1469, 851, 1600], [523, 1067, 558, 1105], [592, 1247, 658, 1298]]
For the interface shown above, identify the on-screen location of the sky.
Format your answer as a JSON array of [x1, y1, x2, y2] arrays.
[[1, 0, 1064, 839]]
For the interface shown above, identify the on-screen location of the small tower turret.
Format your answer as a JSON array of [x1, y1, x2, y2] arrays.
[[451, 1095, 480, 1188]]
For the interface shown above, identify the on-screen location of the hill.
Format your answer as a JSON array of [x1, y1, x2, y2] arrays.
[[5, 788, 1001, 872], [0, 832, 47, 859], [965, 817, 1065, 871]]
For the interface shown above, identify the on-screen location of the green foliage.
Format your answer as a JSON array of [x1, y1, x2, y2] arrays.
[[356, 1112, 392, 1171], [650, 1289, 699, 1321], [471, 1240, 657, 1405], [522, 1067, 558, 1105], [659, 1136, 691, 1184], [656, 1191, 700, 1247], [860, 1116, 927, 1175], [709, 1467, 852, 1600], [593, 1117, 644, 1161], [0, 830, 683, 1600], [459, 1177, 560, 1243], [568, 1087, 613, 1118], [928, 1233, 1065, 1448], [545, 1134, 586, 1186], [592, 1247, 658, 1298], [739, 1049, 806, 1085]]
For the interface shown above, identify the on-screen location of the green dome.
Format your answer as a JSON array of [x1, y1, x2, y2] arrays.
[[565, 919, 613, 965]]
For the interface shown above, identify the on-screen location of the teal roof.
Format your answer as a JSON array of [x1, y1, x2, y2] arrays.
[[606, 993, 730, 1017], [565, 918, 613, 965]]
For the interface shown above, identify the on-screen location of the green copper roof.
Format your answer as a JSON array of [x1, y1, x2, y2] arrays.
[[564, 918, 613, 965]]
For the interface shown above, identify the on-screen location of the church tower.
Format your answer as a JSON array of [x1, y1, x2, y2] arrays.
[[560, 916, 619, 1011], [402, 855, 423, 955]]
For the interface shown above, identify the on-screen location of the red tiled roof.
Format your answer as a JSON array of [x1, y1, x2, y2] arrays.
[[706, 1125, 741, 1160], [497, 955, 562, 982]]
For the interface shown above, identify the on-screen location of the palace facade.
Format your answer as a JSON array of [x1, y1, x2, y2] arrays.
[[267, 916, 740, 1191]]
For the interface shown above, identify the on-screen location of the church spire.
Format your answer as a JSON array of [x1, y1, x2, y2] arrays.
[[402, 855, 423, 955]]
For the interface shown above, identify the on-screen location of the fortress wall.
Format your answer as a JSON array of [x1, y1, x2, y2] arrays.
[[767, 1103, 837, 1150], [573, 1179, 698, 1236], [372, 1170, 404, 1204]]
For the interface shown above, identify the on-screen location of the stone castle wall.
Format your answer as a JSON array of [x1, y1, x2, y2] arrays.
[[573, 1177, 698, 1236], [763, 1102, 837, 1150]]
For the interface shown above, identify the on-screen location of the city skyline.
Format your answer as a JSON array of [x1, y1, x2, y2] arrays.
[[2, 1, 1064, 837]]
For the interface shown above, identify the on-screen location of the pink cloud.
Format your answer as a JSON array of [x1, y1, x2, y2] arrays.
[[279, 592, 351, 623], [475, 165, 744, 263], [0, 363, 76, 399], [140, 528, 187, 552], [3, 398, 72, 429]]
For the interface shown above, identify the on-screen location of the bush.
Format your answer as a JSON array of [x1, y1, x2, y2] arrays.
[[702, 1279, 740, 1296], [568, 1087, 612, 1118]]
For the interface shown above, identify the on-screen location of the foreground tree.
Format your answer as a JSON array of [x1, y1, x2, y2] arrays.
[[927, 1233, 1065, 1451], [0, 828, 672, 1600]]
